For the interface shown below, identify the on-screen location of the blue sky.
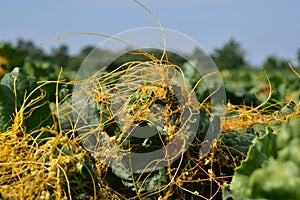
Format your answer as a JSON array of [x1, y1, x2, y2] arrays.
[[1, 0, 300, 66]]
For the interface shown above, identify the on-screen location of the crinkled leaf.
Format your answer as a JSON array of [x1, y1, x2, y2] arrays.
[[229, 118, 300, 199], [121, 168, 168, 194], [109, 152, 168, 197], [220, 132, 255, 157], [280, 101, 296, 116], [111, 159, 132, 182], [142, 168, 168, 192], [247, 123, 267, 137], [267, 120, 282, 130], [230, 127, 277, 196]]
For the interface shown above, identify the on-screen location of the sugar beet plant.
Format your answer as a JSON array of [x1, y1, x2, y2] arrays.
[[0, 68, 103, 199], [65, 52, 216, 199]]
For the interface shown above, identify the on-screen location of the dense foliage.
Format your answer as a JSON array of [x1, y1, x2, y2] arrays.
[[224, 118, 300, 199], [0, 39, 299, 199]]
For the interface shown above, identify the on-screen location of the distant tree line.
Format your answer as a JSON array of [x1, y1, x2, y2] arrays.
[[1, 38, 299, 78]]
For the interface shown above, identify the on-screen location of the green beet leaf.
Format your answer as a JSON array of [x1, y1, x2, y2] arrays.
[[229, 127, 277, 196], [280, 101, 296, 116], [0, 67, 54, 134], [220, 132, 255, 157], [0, 84, 15, 132], [1, 68, 37, 107], [227, 118, 300, 199]]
